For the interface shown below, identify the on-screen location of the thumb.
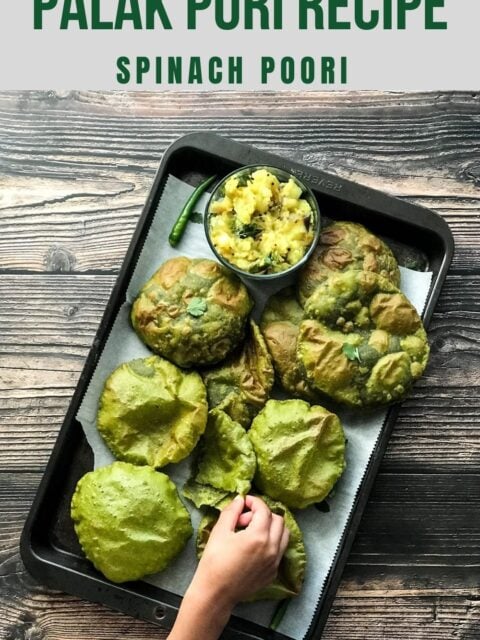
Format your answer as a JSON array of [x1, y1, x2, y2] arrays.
[[216, 495, 245, 532]]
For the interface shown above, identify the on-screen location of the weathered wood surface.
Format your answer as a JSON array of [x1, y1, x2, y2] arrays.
[[0, 90, 479, 640]]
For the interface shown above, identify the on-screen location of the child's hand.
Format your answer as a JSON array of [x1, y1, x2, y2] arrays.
[[190, 495, 290, 608], [169, 495, 289, 640]]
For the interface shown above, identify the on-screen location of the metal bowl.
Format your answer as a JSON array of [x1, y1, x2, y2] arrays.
[[204, 165, 321, 282]]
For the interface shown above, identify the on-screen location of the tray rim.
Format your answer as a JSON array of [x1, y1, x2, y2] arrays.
[[20, 132, 455, 640]]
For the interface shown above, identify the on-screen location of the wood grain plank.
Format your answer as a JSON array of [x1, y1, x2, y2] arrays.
[[0, 565, 478, 640], [3, 387, 468, 471], [2, 272, 479, 471], [2, 473, 478, 592], [1, 90, 479, 639], [1, 90, 479, 116], [1, 94, 478, 175], [324, 596, 479, 639], [0, 91, 479, 274], [0, 469, 479, 637], [1, 194, 479, 274]]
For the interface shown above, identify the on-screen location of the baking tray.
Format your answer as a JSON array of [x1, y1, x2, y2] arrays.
[[21, 132, 454, 640]]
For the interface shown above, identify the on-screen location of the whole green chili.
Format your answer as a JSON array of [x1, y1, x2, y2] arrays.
[[168, 175, 217, 247], [269, 598, 291, 631]]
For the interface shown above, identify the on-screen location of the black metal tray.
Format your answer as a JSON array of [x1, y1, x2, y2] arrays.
[[21, 133, 454, 640]]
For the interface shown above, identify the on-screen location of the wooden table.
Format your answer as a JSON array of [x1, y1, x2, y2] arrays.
[[0, 90, 479, 639]]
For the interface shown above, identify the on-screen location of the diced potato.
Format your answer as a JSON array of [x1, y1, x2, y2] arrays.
[[225, 177, 239, 197], [281, 179, 302, 200]]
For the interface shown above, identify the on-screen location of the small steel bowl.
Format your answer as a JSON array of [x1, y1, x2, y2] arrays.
[[204, 165, 321, 282]]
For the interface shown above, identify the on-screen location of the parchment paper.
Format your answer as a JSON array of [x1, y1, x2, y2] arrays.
[[77, 174, 433, 639]]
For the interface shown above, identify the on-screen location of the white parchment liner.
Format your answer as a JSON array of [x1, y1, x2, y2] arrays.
[[77, 175, 433, 639]]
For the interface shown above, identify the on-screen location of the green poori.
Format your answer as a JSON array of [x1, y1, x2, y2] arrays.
[[196, 495, 306, 601], [182, 479, 232, 511], [249, 399, 346, 509], [196, 409, 256, 495], [260, 288, 320, 401], [97, 356, 208, 468], [202, 320, 274, 428], [71, 462, 192, 583], [131, 256, 253, 367], [298, 270, 430, 407], [298, 221, 400, 306]]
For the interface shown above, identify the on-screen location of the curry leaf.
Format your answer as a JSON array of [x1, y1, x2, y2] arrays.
[[237, 223, 261, 239], [187, 297, 208, 318], [190, 211, 203, 224], [263, 253, 274, 268]]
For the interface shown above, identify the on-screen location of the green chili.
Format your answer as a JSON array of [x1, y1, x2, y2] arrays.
[[269, 598, 291, 631], [168, 175, 217, 247]]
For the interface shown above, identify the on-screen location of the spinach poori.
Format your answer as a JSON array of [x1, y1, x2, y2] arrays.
[[71, 462, 192, 583], [249, 399, 346, 510], [298, 270, 429, 407], [97, 355, 208, 468], [298, 221, 400, 306], [131, 257, 253, 367]]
